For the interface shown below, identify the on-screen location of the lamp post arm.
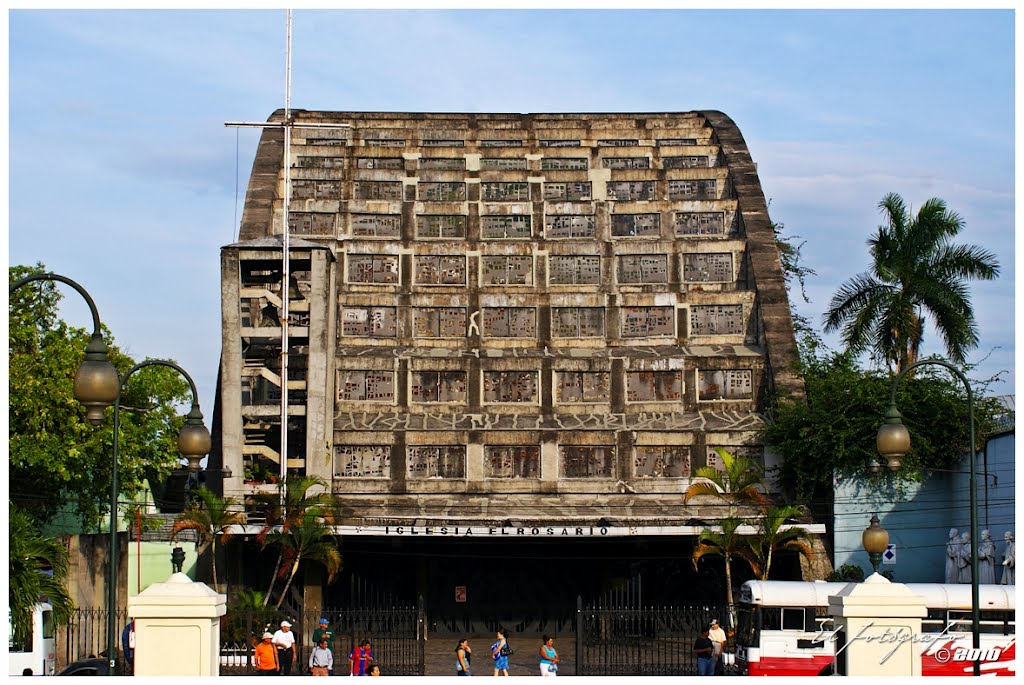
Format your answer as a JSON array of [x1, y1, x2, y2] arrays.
[[9, 272, 105, 337]]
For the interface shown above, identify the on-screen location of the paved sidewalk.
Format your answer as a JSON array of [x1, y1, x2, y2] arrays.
[[422, 633, 575, 677]]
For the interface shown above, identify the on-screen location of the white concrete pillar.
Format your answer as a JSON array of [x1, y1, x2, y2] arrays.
[[128, 572, 227, 676], [827, 573, 928, 676]]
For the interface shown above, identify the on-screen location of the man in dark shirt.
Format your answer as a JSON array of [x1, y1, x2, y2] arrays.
[[693, 625, 715, 676]]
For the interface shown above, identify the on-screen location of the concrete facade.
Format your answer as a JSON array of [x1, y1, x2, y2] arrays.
[[213, 112, 807, 611]]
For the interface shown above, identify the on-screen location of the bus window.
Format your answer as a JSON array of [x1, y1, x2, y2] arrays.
[[781, 608, 805, 631], [8, 610, 30, 653], [41, 610, 54, 640], [736, 607, 757, 647], [761, 607, 781, 631]]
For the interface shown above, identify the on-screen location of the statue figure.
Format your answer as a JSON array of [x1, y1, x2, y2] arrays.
[[945, 528, 960, 583], [1000, 531, 1015, 585], [977, 529, 996, 584], [957, 531, 972, 584]]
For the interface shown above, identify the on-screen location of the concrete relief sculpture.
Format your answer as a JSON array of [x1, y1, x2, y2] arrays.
[[1001, 531, 1015, 585], [977, 529, 996, 584], [945, 528, 960, 584], [957, 531, 972, 584]]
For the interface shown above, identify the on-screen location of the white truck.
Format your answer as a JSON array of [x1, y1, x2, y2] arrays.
[[8, 603, 56, 676]]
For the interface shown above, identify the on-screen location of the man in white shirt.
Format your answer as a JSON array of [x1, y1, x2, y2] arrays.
[[708, 618, 727, 675], [272, 620, 297, 675]]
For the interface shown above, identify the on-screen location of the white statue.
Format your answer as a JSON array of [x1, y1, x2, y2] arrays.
[[957, 531, 972, 584], [1001, 531, 1015, 585], [977, 529, 996, 584], [945, 528, 960, 583]]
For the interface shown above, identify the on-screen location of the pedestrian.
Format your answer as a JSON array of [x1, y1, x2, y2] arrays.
[[309, 636, 333, 676], [311, 618, 335, 674], [708, 618, 727, 675], [490, 627, 510, 676], [456, 638, 472, 676], [349, 639, 375, 676], [254, 632, 280, 675], [366, 664, 381, 676], [538, 635, 559, 677], [121, 619, 136, 675], [272, 620, 296, 676], [694, 624, 715, 676]]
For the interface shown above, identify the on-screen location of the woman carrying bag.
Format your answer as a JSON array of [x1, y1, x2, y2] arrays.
[[538, 635, 559, 677]]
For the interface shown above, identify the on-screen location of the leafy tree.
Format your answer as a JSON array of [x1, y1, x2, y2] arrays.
[[684, 447, 771, 514], [747, 505, 813, 580], [823, 193, 999, 373], [762, 349, 1004, 520], [691, 517, 757, 629], [253, 475, 335, 607], [264, 506, 342, 610], [9, 504, 74, 643], [9, 264, 191, 529], [171, 487, 244, 587]]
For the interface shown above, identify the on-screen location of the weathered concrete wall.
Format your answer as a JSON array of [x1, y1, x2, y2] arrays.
[[221, 111, 803, 531]]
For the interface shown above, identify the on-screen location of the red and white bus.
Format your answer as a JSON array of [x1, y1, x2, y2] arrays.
[[734, 580, 1015, 677]]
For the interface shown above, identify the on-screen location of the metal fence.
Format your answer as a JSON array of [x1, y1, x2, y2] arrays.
[[60, 608, 130, 674], [574, 596, 727, 676], [220, 601, 425, 676]]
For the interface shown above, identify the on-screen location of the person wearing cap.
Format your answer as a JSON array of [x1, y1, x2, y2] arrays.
[[272, 620, 297, 676], [309, 636, 334, 677], [708, 619, 727, 675], [312, 618, 335, 674], [254, 632, 280, 675]]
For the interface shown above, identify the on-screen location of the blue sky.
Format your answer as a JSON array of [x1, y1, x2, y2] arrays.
[[8, 8, 1016, 413]]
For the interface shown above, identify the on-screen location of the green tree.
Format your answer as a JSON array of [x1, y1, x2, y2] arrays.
[[264, 506, 342, 610], [253, 475, 335, 607], [684, 447, 771, 514], [823, 193, 999, 373], [171, 487, 244, 587], [691, 517, 757, 629], [747, 505, 813, 580], [9, 264, 191, 528], [762, 349, 1004, 519], [9, 504, 74, 643]]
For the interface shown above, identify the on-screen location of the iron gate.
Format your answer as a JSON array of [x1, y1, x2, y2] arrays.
[[575, 596, 727, 676], [220, 599, 425, 675]]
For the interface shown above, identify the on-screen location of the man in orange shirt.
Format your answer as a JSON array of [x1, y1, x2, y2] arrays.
[[254, 632, 279, 675]]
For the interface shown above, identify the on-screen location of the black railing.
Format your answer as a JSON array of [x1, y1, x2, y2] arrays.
[[61, 608, 130, 674], [575, 596, 726, 676], [220, 599, 425, 676]]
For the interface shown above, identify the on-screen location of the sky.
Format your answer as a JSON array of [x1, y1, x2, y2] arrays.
[[7, 6, 1017, 420]]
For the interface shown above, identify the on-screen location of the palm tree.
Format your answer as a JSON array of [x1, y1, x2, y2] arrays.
[[9, 504, 74, 643], [747, 505, 813, 581], [824, 193, 999, 373], [264, 506, 342, 610], [684, 447, 771, 514], [253, 475, 334, 607], [170, 487, 244, 588], [692, 517, 757, 629]]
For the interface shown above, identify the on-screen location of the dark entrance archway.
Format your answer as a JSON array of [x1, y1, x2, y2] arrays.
[[324, 535, 756, 635]]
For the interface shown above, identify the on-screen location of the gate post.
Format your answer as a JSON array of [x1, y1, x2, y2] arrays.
[[575, 595, 583, 676], [417, 595, 426, 675]]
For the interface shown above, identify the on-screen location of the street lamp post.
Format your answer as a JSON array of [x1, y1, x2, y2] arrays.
[[107, 360, 212, 675], [8, 273, 121, 420], [875, 359, 980, 677], [9, 273, 214, 675]]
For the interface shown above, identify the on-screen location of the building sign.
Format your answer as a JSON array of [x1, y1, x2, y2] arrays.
[[317, 523, 825, 538], [455, 586, 467, 603]]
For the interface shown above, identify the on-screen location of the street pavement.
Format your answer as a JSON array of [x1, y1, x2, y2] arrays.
[[421, 633, 574, 677]]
